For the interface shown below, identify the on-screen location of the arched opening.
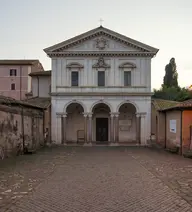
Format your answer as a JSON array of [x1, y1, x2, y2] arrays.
[[92, 103, 111, 143], [118, 103, 137, 142], [66, 103, 84, 143]]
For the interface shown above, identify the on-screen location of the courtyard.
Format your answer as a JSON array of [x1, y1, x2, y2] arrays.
[[0, 146, 192, 212]]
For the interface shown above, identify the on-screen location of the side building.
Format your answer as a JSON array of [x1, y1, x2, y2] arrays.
[[0, 60, 44, 100]]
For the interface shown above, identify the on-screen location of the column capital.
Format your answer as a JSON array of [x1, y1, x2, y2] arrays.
[[110, 112, 116, 118], [62, 113, 67, 118], [114, 112, 120, 117], [83, 112, 88, 117], [56, 112, 67, 118], [140, 112, 146, 118], [87, 113, 93, 118], [136, 112, 146, 118]]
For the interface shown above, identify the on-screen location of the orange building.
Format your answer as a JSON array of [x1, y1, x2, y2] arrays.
[[152, 99, 192, 155]]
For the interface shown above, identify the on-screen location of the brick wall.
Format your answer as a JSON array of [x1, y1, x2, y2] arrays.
[[0, 104, 44, 158]]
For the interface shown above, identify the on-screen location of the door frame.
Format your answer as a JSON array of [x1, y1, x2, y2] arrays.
[[96, 117, 109, 142]]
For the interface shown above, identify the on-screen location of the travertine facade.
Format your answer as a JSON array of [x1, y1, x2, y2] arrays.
[[44, 26, 159, 145]]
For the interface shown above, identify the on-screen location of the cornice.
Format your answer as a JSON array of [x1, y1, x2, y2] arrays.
[[51, 92, 153, 96], [47, 51, 156, 58], [56, 86, 147, 88]]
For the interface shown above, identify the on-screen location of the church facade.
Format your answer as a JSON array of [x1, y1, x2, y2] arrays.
[[44, 26, 159, 145]]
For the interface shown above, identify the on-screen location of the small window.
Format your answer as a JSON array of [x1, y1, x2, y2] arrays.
[[10, 69, 17, 76], [11, 83, 15, 90], [71, 71, 79, 86], [98, 71, 105, 86], [124, 71, 131, 86]]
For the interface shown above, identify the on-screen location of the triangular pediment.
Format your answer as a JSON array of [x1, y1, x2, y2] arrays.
[[44, 26, 159, 56]]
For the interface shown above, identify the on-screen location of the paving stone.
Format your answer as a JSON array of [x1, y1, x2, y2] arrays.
[[0, 146, 192, 211]]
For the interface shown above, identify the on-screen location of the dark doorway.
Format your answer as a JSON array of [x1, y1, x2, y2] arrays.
[[96, 118, 108, 142]]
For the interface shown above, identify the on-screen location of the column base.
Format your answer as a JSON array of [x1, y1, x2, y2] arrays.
[[83, 142, 92, 147], [110, 142, 119, 146], [62, 142, 68, 146]]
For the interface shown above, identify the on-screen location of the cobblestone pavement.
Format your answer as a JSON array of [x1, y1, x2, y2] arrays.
[[0, 146, 192, 212], [128, 147, 192, 206]]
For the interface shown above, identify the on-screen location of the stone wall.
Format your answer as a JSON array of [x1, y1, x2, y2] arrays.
[[165, 110, 181, 149], [0, 104, 44, 158]]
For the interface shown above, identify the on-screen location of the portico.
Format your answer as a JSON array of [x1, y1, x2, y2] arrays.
[[55, 99, 147, 146]]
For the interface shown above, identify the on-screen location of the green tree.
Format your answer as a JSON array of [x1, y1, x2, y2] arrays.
[[153, 57, 192, 101], [153, 86, 192, 101], [163, 58, 178, 88]]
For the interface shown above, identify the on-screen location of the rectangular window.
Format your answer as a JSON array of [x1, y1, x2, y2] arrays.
[[124, 71, 131, 86], [71, 71, 79, 86], [10, 69, 17, 76], [98, 71, 105, 86], [11, 83, 15, 90]]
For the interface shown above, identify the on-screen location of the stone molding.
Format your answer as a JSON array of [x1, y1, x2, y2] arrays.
[[56, 86, 147, 88], [119, 62, 136, 69], [66, 62, 84, 70], [51, 92, 153, 97], [47, 51, 156, 58]]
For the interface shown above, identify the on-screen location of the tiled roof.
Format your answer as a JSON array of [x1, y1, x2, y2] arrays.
[[24, 97, 51, 109], [0, 59, 40, 65], [180, 99, 192, 106], [29, 70, 51, 76], [152, 98, 192, 111], [152, 98, 180, 111], [0, 95, 44, 109]]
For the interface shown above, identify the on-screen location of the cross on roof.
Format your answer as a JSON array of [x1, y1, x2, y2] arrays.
[[99, 18, 104, 26]]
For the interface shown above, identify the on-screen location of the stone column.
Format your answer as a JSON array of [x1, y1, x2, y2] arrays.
[[140, 113, 146, 146], [84, 113, 92, 146], [83, 113, 88, 143], [111, 113, 119, 146], [110, 113, 115, 143], [136, 113, 141, 145], [56, 114, 62, 144], [115, 113, 120, 142], [110, 113, 113, 143], [61, 113, 67, 145]]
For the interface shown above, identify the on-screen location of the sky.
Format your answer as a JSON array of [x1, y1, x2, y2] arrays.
[[0, 0, 192, 89]]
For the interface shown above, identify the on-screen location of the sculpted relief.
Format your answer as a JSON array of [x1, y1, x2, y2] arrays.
[[95, 37, 108, 50], [92, 56, 110, 70]]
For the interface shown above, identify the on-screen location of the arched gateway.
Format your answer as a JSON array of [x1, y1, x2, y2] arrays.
[[65, 103, 85, 142], [118, 103, 137, 143], [92, 103, 111, 143]]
